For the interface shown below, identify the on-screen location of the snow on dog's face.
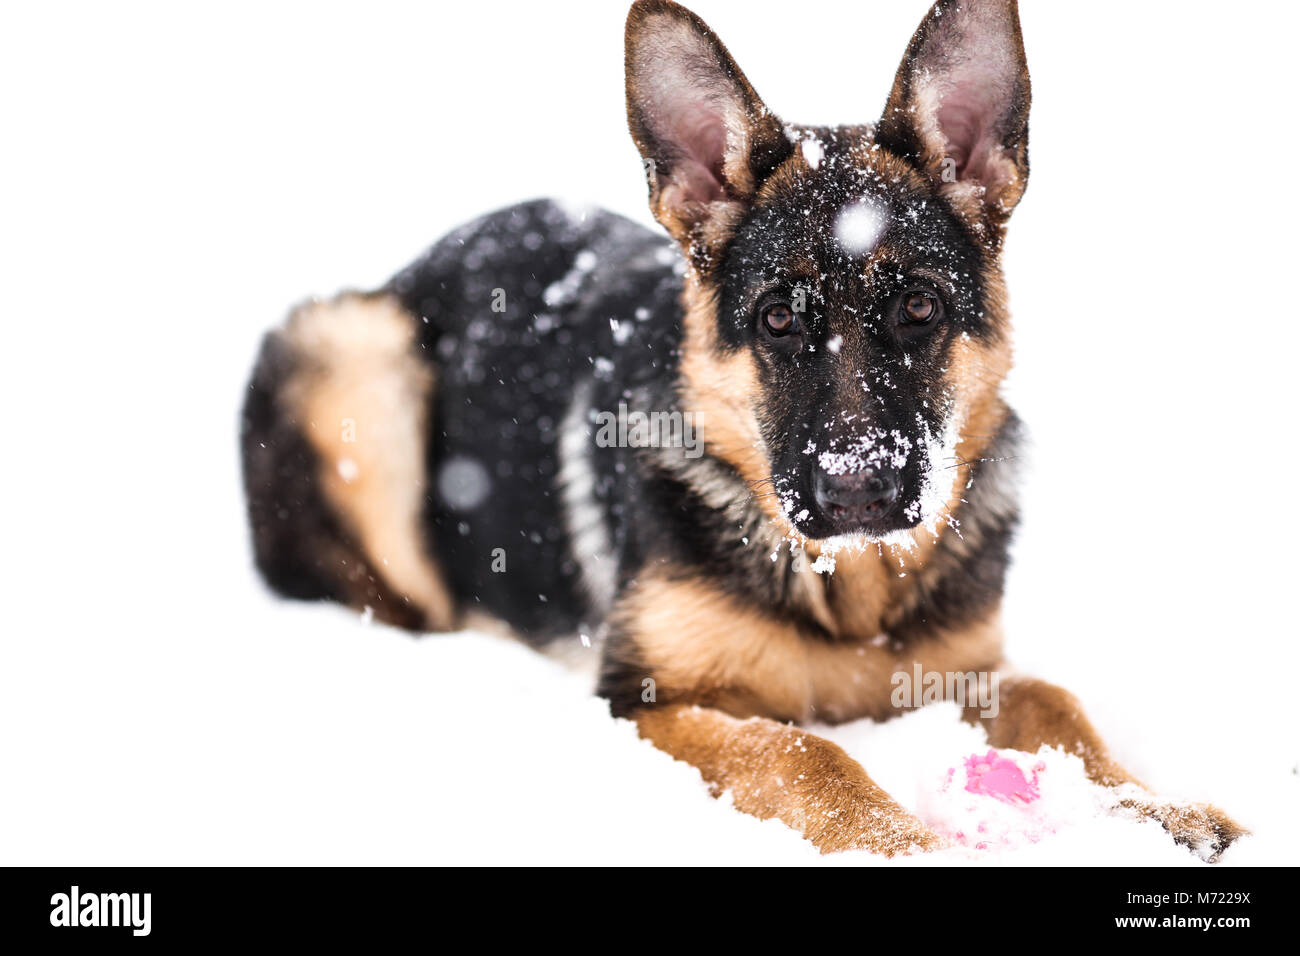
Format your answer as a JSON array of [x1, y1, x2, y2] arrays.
[[626, 0, 1029, 543]]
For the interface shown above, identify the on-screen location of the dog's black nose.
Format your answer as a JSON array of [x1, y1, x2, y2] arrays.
[[814, 468, 899, 521]]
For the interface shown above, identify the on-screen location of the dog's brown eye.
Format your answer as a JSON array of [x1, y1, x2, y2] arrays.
[[762, 303, 797, 336], [901, 292, 939, 324]]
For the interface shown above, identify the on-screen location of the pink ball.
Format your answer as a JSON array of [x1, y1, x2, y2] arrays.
[[920, 749, 1056, 851]]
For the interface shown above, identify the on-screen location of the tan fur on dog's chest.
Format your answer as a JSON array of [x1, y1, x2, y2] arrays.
[[620, 562, 1003, 724]]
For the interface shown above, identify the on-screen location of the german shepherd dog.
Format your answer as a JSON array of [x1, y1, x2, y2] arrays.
[[241, 0, 1244, 859]]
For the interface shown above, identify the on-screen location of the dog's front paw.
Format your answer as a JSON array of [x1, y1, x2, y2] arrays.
[[1115, 792, 1247, 862], [1156, 802, 1248, 862]]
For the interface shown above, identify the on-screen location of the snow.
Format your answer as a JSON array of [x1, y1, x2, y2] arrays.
[[818, 428, 914, 475], [609, 317, 633, 345], [834, 199, 889, 256], [336, 457, 360, 483], [800, 137, 825, 170], [542, 249, 598, 308], [2, 0, 1298, 866], [14, 583, 1281, 866], [436, 455, 492, 512]]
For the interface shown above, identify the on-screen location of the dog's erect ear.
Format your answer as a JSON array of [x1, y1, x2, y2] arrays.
[[625, 0, 791, 260], [876, 0, 1030, 233]]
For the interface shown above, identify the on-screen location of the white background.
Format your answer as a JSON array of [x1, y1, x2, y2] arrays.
[[2, 0, 1297, 864]]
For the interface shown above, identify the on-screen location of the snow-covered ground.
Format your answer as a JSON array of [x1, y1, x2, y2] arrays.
[[2, 1, 1298, 865]]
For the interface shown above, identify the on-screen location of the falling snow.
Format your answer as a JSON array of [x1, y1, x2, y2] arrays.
[[834, 199, 889, 255]]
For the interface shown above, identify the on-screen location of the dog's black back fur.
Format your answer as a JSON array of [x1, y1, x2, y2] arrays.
[[387, 199, 687, 639]]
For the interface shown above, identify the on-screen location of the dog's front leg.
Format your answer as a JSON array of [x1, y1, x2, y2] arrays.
[[634, 703, 941, 856], [964, 675, 1246, 860]]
